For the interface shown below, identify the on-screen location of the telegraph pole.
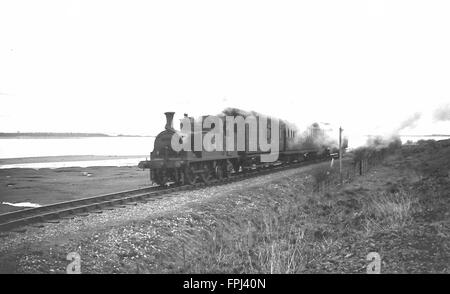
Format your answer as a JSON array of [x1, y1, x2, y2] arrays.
[[339, 126, 343, 185]]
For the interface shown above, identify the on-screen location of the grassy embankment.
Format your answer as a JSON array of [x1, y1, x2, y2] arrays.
[[135, 139, 449, 273]]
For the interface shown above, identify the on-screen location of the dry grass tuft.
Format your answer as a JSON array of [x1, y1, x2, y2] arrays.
[[363, 189, 415, 235]]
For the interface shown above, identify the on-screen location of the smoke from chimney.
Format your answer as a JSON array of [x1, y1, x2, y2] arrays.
[[395, 112, 422, 133], [362, 112, 422, 149], [433, 103, 450, 122], [164, 112, 175, 130]]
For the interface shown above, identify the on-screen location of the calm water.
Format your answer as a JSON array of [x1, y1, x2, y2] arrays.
[[0, 137, 155, 169], [0, 137, 155, 158], [0, 158, 147, 169]]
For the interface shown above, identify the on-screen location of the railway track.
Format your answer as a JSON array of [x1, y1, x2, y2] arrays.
[[0, 158, 329, 233]]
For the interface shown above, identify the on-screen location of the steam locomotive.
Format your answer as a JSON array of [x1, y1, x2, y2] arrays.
[[138, 109, 344, 186]]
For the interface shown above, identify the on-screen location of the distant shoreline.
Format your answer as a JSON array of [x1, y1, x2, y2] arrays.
[[365, 134, 450, 137], [0, 155, 147, 165], [401, 134, 450, 137]]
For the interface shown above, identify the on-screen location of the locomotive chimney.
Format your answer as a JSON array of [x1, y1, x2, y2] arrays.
[[164, 112, 175, 130]]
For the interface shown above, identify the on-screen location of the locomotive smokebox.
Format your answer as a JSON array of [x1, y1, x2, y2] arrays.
[[164, 112, 175, 130]]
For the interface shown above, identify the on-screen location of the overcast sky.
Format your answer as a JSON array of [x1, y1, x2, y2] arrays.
[[0, 0, 449, 137]]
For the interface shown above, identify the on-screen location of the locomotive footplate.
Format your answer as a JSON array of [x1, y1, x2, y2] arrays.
[[138, 159, 183, 169]]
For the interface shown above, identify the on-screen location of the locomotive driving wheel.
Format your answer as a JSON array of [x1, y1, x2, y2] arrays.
[[177, 168, 185, 185], [200, 164, 212, 184], [214, 162, 224, 180], [184, 166, 198, 185], [155, 170, 168, 186], [224, 160, 233, 178], [232, 161, 241, 174]]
